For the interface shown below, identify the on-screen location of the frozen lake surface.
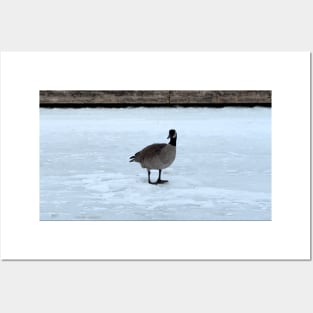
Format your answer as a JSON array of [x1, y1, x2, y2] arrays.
[[40, 107, 271, 220]]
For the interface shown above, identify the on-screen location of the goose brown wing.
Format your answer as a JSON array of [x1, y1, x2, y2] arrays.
[[140, 143, 166, 160], [132, 143, 163, 161], [131, 143, 166, 163]]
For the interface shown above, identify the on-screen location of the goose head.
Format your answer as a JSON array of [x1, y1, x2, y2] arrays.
[[167, 129, 177, 139]]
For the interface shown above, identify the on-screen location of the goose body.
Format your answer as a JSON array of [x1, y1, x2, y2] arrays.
[[130, 129, 177, 184]]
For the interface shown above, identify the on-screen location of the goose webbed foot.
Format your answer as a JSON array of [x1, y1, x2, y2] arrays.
[[157, 179, 168, 184]]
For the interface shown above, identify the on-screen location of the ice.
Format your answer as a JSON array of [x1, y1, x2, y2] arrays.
[[40, 107, 271, 220]]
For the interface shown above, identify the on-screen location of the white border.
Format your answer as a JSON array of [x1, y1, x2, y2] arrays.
[[0, 52, 310, 260]]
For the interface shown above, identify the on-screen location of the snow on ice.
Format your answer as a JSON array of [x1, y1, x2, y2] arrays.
[[40, 107, 271, 220]]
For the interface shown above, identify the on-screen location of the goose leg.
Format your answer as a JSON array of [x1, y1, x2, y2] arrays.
[[157, 169, 168, 184], [148, 169, 158, 184]]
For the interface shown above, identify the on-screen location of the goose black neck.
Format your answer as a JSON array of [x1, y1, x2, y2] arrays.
[[169, 136, 177, 146]]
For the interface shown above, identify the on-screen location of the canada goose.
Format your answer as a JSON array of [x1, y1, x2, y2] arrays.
[[129, 129, 177, 184]]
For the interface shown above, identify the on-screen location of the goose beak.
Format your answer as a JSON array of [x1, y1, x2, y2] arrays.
[[167, 134, 170, 139]]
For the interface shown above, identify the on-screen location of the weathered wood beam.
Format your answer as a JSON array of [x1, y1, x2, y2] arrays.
[[40, 90, 271, 107]]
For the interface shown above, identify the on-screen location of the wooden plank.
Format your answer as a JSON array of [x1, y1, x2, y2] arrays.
[[40, 90, 271, 106]]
